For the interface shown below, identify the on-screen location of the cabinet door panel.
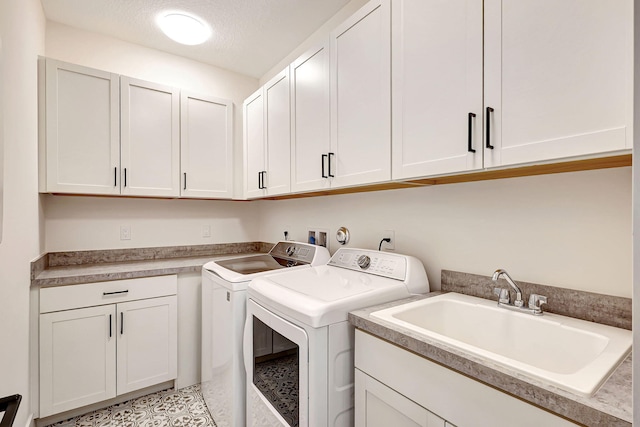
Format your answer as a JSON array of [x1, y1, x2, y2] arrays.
[[121, 77, 180, 197], [291, 42, 331, 193], [331, 0, 391, 188], [44, 59, 120, 195], [265, 69, 291, 196], [391, 0, 483, 179], [181, 92, 233, 199], [355, 370, 444, 427], [244, 89, 266, 199], [117, 296, 177, 394], [484, 0, 632, 167], [40, 305, 116, 417]]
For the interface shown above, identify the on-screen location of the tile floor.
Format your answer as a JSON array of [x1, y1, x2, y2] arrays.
[[46, 385, 216, 427]]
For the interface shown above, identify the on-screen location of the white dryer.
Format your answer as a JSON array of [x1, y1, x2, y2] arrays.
[[243, 248, 430, 427], [201, 241, 329, 427]]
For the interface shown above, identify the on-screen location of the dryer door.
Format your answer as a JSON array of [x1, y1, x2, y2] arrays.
[[244, 299, 309, 427]]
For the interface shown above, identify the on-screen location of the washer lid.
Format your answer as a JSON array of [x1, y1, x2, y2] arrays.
[[248, 265, 413, 327]]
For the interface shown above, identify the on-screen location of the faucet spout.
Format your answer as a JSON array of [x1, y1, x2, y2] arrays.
[[492, 269, 523, 307]]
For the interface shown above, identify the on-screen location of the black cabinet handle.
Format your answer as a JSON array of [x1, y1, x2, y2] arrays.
[[109, 314, 112, 338], [261, 171, 267, 189], [486, 107, 494, 149], [124, 168, 128, 187], [321, 154, 328, 178], [258, 171, 262, 189], [120, 312, 124, 335], [184, 173, 187, 190], [328, 152, 335, 178], [114, 167, 117, 187], [468, 113, 476, 153], [103, 290, 129, 296]]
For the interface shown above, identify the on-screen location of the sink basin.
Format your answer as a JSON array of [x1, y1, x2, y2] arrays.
[[370, 292, 631, 396]]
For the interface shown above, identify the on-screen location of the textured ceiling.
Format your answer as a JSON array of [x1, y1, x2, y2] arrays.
[[40, 0, 352, 78]]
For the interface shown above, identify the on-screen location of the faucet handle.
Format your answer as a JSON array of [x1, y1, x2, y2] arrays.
[[528, 294, 548, 312], [493, 287, 510, 304]]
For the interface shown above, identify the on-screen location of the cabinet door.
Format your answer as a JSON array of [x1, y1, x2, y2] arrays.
[[116, 296, 177, 395], [121, 77, 180, 197], [291, 42, 332, 193], [391, 0, 483, 179], [40, 305, 116, 417], [330, 0, 391, 188], [355, 369, 445, 427], [180, 92, 234, 199], [42, 59, 120, 195], [244, 88, 266, 199], [264, 69, 291, 196], [484, 0, 633, 168]]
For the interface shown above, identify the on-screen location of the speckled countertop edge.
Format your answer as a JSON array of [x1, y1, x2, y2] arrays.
[[349, 293, 632, 427], [31, 242, 273, 288]]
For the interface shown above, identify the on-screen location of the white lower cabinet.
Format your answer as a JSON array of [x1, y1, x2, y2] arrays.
[[356, 370, 447, 427], [354, 330, 579, 427], [39, 276, 178, 418]]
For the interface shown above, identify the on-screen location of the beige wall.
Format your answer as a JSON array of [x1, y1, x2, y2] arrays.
[[43, 23, 261, 252], [0, 0, 46, 425], [258, 167, 632, 298]]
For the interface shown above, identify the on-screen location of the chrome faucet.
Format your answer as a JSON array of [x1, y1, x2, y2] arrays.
[[491, 269, 547, 315]]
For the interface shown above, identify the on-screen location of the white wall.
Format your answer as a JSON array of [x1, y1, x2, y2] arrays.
[[259, 0, 369, 85], [0, 1, 46, 425], [45, 21, 259, 201], [258, 167, 632, 298], [43, 22, 261, 252], [44, 195, 259, 251]]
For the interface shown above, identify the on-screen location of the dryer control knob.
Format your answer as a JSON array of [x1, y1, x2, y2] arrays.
[[286, 246, 295, 256], [357, 255, 371, 269]]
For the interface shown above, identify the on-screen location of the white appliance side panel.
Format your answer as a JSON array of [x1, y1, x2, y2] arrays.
[[209, 274, 247, 427], [328, 322, 356, 427]]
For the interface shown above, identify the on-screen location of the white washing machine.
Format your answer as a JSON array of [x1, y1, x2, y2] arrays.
[[242, 248, 430, 427], [201, 241, 330, 427]]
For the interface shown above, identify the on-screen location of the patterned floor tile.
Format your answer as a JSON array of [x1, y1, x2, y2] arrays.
[[45, 385, 217, 427]]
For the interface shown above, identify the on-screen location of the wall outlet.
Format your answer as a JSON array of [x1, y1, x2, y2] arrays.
[[120, 225, 131, 241], [381, 230, 395, 250], [202, 224, 211, 238]]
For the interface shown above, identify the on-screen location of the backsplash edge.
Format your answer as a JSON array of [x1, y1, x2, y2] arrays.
[[441, 270, 631, 330]]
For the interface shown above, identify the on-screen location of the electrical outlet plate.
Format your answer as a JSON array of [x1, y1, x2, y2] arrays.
[[120, 225, 131, 241], [381, 230, 395, 250], [202, 224, 211, 238]]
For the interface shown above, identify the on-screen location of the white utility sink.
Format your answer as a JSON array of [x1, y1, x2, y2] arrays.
[[370, 292, 631, 396]]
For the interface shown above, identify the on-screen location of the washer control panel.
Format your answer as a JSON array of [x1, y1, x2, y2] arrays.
[[328, 248, 408, 281], [270, 241, 318, 264]]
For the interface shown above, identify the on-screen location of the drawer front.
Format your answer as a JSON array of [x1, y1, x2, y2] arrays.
[[40, 275, 178, 313]]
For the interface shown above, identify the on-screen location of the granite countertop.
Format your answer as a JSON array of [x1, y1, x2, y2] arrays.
[[31, 242, 273, 287], [349, 292, 632, 427]]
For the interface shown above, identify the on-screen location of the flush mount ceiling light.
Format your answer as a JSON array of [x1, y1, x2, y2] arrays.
[[157, 12, 211, 45]]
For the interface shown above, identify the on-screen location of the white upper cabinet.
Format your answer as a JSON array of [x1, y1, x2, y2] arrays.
[[264, 69, 292, 196], [330, 0, 391, 189], [244, 69, 291, 199], [40, 59, 120, 195], [290, 42, 332, 193], [120, 77, 180, 197], [244, 88, 266, 199], [483, 0, 633, 168], [391, 0, 483, 180], [180, 92, 234, 199]]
